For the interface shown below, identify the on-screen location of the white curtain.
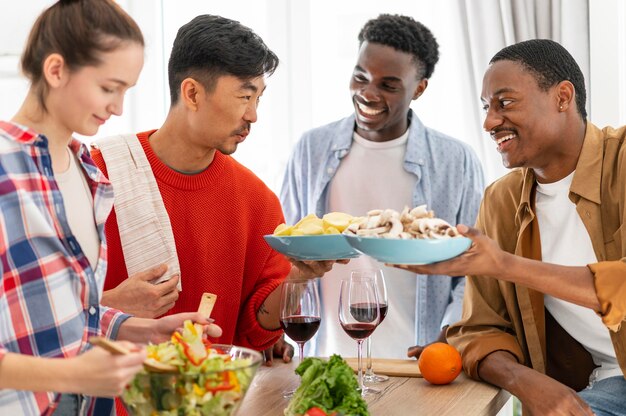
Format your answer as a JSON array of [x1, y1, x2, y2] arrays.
[[457, 0, 589, 182]]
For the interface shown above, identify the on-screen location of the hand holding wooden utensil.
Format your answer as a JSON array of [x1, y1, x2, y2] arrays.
[[89, 336, 177, 373]]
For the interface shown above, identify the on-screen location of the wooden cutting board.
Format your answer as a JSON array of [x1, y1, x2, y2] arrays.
[[344, 357, 422, 378]]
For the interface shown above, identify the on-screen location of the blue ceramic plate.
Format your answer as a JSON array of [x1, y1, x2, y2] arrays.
[[344, 235, 472, 265], [263, 235, 360, 261]]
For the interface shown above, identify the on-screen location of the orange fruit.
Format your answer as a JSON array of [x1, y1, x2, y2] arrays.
[[418, 342, 462, 385]]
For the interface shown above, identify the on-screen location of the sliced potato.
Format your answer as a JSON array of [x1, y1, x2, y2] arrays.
[[273, 212, 357, 236], [324, 226, 340, 234], [322, 212, 353, 232], [273, 223, 293, 236], [297, 219, 324, 235], [293, 213, 317, 228]]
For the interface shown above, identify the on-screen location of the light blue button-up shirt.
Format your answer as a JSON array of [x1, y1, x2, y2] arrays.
[[280, 111, 485, 344]]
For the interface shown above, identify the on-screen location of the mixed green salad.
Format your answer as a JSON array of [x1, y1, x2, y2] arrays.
[[122, 321, 257, 416], [284, 355, 369, 416]]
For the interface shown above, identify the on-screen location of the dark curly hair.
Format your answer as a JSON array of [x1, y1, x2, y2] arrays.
[[168, 15, 279, 105], [490, 39, 587, 119], [358, 14, 439, 79]]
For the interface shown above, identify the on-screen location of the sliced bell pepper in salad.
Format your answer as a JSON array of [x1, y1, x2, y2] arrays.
[[304, 407, 330, 416], [123, 319, 256, 415], [170, 320, 209, 366]]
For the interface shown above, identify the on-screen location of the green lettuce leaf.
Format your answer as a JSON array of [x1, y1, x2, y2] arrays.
[[284, 355, 369, 416]]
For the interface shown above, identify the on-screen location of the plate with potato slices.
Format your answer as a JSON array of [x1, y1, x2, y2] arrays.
[[264, 212, 362, 260]]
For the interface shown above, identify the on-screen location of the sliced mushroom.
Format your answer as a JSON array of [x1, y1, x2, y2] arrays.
[[356, 226, 390, 236], [409, 205, 431, 218], [344, 222, 360, 234], [366, 215, 382, 229], [386, 217, 403, 238], [342, 205, 460, 240]]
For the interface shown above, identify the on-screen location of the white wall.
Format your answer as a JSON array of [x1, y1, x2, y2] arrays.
[[1, 1, 624, 193], [0, 1, 49, 119], [589, 0, 626, 127]]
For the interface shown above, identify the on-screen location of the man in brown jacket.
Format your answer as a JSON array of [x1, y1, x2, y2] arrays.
[[396, 39, 626, 415]]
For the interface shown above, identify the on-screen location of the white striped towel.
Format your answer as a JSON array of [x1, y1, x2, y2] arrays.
[[92, 134, 181, 290]]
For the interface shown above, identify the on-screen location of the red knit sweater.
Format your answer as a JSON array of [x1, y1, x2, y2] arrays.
[[92, 130, 291, 350]]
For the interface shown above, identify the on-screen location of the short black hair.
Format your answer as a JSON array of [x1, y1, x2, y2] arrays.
[[358, 14, 439, 79], [490, 39, 587, 119], [167, 14, 279, 105]]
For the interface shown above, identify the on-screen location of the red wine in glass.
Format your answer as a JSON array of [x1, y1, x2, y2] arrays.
[[350, 303, 388, 323], [341, 322, 377, 339], [347, 270, 389, 386], [279, 279, 321, 398], [280, 315, 321, 343], [339, 274, 380, 397]]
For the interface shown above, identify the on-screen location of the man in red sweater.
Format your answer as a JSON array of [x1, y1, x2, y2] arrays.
[[92, 15, 334, 361]]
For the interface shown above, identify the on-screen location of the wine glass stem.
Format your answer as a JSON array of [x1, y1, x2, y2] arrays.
[[366, 336, 373, 376], [297, 342, 305, 364], [357, 339, 364, 391]]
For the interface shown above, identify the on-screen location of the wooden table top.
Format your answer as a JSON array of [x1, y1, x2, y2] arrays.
[[237, 361, 510, 415]]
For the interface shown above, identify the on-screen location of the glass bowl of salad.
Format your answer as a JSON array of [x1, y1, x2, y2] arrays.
[[122, 321, 263, 416]]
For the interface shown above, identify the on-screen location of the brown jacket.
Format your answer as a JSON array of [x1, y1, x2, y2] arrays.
[[447, 122, 626, 390]]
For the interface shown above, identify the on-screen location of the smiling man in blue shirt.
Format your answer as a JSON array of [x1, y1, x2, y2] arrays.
[[280, 14, 484, 359]]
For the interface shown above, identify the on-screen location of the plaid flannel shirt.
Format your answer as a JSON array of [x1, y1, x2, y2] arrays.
[[0, 121, 130, 415]]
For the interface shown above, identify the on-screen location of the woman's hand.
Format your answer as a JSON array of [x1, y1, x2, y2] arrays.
[[117, 313, 223, 344], [151, 312, 223, 343], [63, 341, 146, 397]]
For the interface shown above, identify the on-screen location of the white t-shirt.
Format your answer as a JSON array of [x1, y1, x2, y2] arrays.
[[535, 172, 620, 382], [307, 129, 419, 359], [55, 148, 100, 269]]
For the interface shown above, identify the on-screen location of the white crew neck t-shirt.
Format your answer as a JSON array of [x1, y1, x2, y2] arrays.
[[307, 129, 419, 359], [55, 148, 100, 269], [535, 171, 619, 383]]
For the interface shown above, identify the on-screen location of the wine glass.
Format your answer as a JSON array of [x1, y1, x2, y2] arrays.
[[279, 279, 321, 397], [338, 272, 380, 397], [363, 269, 389, 384]]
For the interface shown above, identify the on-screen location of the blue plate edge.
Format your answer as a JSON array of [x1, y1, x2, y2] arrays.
[[263, 234, 360, 260], [342, 234, 472, 264]]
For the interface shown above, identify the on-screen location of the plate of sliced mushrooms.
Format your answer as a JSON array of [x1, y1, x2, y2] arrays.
[[343, 205, 471, 265]]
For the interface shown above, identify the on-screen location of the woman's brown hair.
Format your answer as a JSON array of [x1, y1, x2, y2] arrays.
[[21, 0, 144, 111]]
